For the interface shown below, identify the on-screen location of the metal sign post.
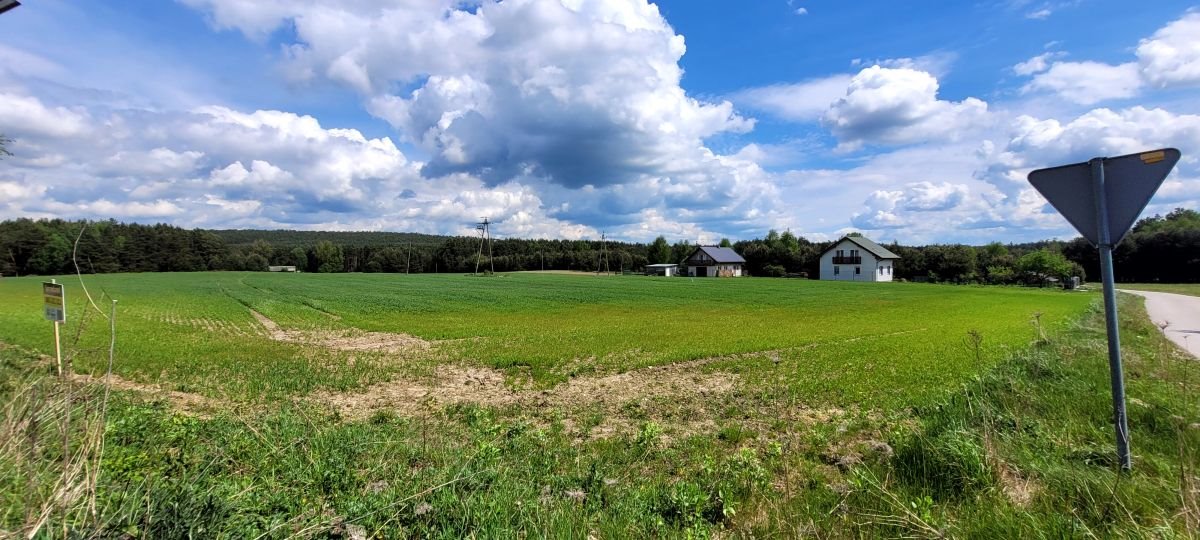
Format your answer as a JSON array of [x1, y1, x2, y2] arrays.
[[1029, 148, 1180, 471], [42, 280, 66, 376], [1090, 157, 1131, 470]]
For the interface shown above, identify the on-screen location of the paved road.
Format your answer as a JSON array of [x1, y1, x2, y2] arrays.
[[1120, 289, 1200, 358]]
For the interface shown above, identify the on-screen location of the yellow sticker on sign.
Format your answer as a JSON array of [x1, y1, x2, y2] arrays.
[[1141, 150, 1166, 164]]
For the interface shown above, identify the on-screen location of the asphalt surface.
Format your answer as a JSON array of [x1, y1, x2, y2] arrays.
[[1120, 289, 1200, 358]]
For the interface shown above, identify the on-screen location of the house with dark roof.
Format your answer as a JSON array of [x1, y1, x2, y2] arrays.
[[818, 235, 900, 282], [684, 246, 745, 277]]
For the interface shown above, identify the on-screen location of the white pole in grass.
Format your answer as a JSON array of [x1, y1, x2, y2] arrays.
[[53, 280, 62, 376]]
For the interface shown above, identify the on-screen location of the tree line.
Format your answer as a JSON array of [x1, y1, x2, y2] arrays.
[[2, 208, 1197, 283]]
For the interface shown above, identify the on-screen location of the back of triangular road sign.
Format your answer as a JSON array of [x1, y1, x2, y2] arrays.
[[1028, 148, 1181, 247]]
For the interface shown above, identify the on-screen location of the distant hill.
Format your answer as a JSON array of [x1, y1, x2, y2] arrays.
[[208, 229, 456, 249]]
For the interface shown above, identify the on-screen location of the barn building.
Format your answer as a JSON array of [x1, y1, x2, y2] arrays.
[[684, 246, 745, 277], [818, 236, 900, 282], [645, 263, 679, 277]]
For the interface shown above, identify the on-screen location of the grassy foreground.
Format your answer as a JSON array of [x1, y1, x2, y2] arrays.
[[0, 274, 1196, 537]]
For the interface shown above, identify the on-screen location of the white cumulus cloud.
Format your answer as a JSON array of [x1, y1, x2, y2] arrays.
[[1024, 61, 1141, 105], [823, 66, 989, 150], [1136, 11, 1200, 88], [731, 75, 852, 122]]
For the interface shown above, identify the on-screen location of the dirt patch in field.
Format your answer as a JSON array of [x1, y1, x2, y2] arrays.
[[308, 331, 928, 436], [251, 310, 432, 353], [313, 359, 738, 424], [314, 366, 519, 417], [69, 371, 223, 418]]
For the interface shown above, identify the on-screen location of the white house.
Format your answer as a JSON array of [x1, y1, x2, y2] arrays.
[[268, 265, 297, 272], [645, 263, 679, 277], [818, 236, 900, 282], [685, 246, 745, 277]]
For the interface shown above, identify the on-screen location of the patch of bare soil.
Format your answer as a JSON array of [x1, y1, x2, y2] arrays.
[[313, 359, 738, 425], [999, 465, 1038, 507], [69, 371, 222, 417], [313, 366, 519, 417], [310, 331, 924, 437], [251, 310, 431, 353]]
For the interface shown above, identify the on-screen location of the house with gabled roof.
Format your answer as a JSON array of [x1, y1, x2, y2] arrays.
[[684, 246, 745, 277], [818, 235, 900, 282]]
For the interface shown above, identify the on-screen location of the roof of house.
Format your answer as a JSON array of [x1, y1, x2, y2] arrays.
[[688, 246, 747, 264], [822, 235, 901, 259]]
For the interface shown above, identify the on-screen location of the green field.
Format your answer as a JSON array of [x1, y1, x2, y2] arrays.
[[1, 272, 1090, 407], [2, 273, 1197, 538]]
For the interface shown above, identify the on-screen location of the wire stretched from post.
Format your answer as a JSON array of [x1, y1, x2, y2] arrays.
[[72, 223, 109, 320]]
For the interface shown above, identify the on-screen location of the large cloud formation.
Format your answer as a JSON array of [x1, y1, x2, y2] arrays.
[[1, 0, 785, 241], [3, 2, 1199, 244], [183, 0, 759, 192]]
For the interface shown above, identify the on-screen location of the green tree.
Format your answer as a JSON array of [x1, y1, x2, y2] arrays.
[[312, 241, 344, 273], [779, 230, 800, 251], [366, 247, 407, 272], [1016, 249, 1074, 286], [249, 239, 274, 261], [671, 240, 693, 263], [978, 242, 1014, 283], [289, 247, 307, 269], [0, 134, 11, 159], [649, 235, 672, 264], [242, 253, 269, 271], [28, 232, 70, 275], [985, 265, 1016, 284], [924, 244, 978, 283], [719, 238, 732, 247]]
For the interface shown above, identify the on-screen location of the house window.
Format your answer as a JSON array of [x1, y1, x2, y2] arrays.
[[834, 266, 840, 275], [855, 267, 861, 275]]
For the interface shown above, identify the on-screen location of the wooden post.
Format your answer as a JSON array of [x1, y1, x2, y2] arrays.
[[52, 279, 63, 377]]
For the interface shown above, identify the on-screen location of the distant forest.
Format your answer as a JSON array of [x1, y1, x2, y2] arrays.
[[1, 208, 1197, 283]]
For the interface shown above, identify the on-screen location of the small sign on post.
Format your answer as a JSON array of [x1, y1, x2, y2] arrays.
[[1028, 148, 1181, 471], [43, 281, 66, 322], [43, 280, 66, 376]]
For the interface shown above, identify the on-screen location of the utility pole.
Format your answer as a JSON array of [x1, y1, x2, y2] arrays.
[[406, 242, 412, 274], [475, 217, 494, 276], [596, 232, 610, 275]]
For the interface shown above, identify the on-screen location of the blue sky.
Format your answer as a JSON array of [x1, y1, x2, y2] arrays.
[[1, 1, 1198, 244]]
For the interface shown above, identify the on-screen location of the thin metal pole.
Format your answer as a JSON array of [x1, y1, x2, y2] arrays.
[[1092, 157, 1131, 471]]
